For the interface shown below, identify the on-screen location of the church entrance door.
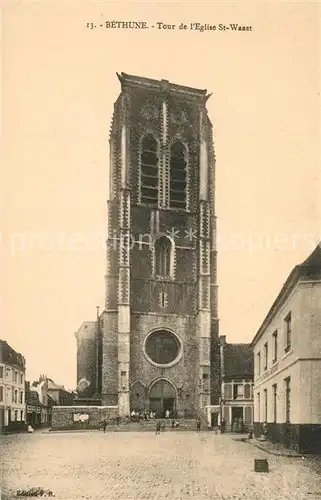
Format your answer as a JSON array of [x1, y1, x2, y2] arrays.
[[149, 380, 176, 418], [163, 398, 175, 415], [149, 398, 162, 417]]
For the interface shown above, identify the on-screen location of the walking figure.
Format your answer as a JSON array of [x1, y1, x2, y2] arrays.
[[102, 419, 107, 433], [155, 420, 161, 435], [161, 420, 165, 433], [196, 417, 201, 433], [116, 416, 120, 430]]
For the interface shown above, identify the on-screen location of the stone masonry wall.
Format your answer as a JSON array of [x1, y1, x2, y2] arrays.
[[130, 313, 198, 417], [102, 312, 118, 405], [75, 322, 97, 395], [210, 318, 221, 405], [51, 406, 118, 430]]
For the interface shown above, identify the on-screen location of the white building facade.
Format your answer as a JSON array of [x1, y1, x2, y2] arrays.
[[252, 245, 321, 454], [0, 340, 26, 431]]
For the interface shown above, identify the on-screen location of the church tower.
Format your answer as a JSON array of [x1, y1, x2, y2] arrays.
[[103, 73, 220, 418]]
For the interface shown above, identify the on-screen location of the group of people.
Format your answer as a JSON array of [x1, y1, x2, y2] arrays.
[[130, 408, 177, 421], [156, 417, 203, 435], [130, 410, 157, 421], [100, 414, 243, 435], [155, 418, 180, 434]]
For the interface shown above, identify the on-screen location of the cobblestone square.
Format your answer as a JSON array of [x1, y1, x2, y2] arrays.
[[1, 431, 321, 500]]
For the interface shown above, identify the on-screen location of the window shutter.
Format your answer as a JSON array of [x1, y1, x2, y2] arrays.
[[223, 406, 230, 423], [244, 383, 251, 399], [224, 383, 232, 399], [244, 406, 252, 424]]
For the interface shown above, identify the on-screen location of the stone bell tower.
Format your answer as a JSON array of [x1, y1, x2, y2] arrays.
[[102, 73, 220, 418]]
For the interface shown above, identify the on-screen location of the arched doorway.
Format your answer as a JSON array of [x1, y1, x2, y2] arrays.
[[149, 379, 176, 418]]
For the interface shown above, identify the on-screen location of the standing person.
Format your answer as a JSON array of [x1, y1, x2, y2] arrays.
[[116, 416, 120, 430], [221, 418, 226, 434], [102, 419, 107, 433], [155, 419, 161, 435], [161, 420, 165, 433], [196, 417, 201, 432]]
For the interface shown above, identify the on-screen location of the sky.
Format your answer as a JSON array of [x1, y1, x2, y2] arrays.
[[2, 1, 320, 390]]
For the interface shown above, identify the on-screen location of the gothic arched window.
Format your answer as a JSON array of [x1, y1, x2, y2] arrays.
[[169, 141, 187, 209], [140, 134, 159, 206], [155, 236, 172, 277]]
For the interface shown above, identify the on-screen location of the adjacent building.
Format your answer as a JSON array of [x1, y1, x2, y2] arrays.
[[26, 376, 74, 427], [252, 245, 321, 454], [47, 378, 74, 407], [0, 340, 26, 431], [25, 376, 58, 427], [25, 382, 41, 427], [219, 336, 254, 432], [74, 320, 102, 405], [75, 73, 220, 419]]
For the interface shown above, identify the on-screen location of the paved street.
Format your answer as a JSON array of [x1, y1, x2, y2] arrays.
[[1, 431, 321, 500]]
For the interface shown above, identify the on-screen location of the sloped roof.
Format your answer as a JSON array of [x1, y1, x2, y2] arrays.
[[47, 378, 73, 395], [301, 244, 321, 267], [0, 340, 25, 369], [47, 394, 55, 403], [47, 379, 64, 391], [224, 343, 254, 379], [252, 243, 321, 346], [33, 380, 47, 395]]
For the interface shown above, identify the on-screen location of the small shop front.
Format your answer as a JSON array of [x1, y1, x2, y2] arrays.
[[26, 404, 41, 427]]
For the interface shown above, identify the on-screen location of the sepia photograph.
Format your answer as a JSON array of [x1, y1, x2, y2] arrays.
[[2, 1, 321, 499]]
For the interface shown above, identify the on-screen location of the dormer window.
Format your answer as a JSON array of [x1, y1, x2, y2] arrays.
[[169, 141, 187, 209], [140, 134, 159, 206]]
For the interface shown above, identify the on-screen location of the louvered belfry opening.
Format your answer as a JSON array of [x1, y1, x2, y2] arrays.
[[169, 141, 187, 209], [140, 134, 159, 205]]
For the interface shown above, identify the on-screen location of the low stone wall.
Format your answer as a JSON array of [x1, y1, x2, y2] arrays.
[[51, 406, 118, 431]]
